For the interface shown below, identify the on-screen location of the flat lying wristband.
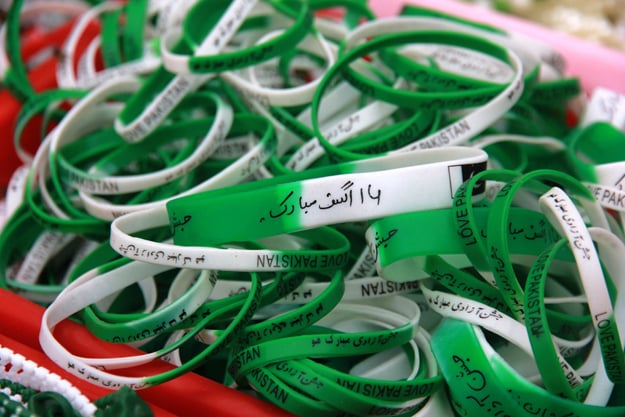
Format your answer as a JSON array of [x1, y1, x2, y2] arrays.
[[114, 0, 258, 143], [40, 257, 263, 390], [166, 146, 487, 245], [80, 109, 277, 221], [51, 87, 233, 195], [162, 0, 313, 75], [539, 187, 625, 385], [365, 205, 560, 282], [433, 319, 625, 417], [485, 169, 605, 320], [110, 206, 351, 272]]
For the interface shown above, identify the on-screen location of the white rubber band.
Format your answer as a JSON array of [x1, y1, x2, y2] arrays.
[[220, 29, 336, 108], [420, 281, 590, 389], [40, 260, 216, 389], [539, 186, 625, 384], [115, 0, 257, 143], [51, 76, 233, 195], [55, 1, 123, 89]]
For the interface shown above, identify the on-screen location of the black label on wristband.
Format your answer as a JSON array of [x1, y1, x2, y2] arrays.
[[462, 162, 487, 195], [448, 161, 487, 199]]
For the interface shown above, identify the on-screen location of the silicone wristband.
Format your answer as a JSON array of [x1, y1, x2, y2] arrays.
[[302, 329, 442, 403], [395, 7, 563, 78], [163, 0, 312, 75], [523, 238, 590, 401], [55, 1, 122, 89], [208, 274, 423, 304], [166, 146, 487, 245], [485, 169, 604, 319], [433, 319, 625, 417], [423, 254, 509, 314], [13, 231, 75, 286], [100, 8, 123, 68], [339, 32, 513, 110], [365, 205, 560, 282], [233, 296, 449, 417], [452, 169, 522, 278], [40, 258, 262, 389], [582, 227, 625, 405], [420, 278, 592, 367], [114, 0, 258, 143], [50, 82, 233, 195], [0, 203, 75, 303], [23, 104, 111, 237], [379, 43, 514, 90], [122, 0, 148, 62], [3, 0, 79, 101], [65, 0, 157, 89], [539, 187, 625, 384], [566, 122, 625, 214], [263, 301, 427, 416], [239, 269, 344, 346], [429, 271, 592, 388], [0, 1, 87, 91], [82, 269, 217, 344], [218, 28, 335, 108], [111, 206, 351, 272], [14, 88, 86, 165], [75, 42, 160, 89], [283, 79, 427, 172], [81, 111, 277, 220], [228, 319, 414, 383], [309, 31, 524, 161]]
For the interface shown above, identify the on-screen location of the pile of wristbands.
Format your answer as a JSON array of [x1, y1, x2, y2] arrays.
[[2, 0, 625, 416]]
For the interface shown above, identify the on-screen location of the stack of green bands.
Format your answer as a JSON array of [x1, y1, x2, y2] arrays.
[[2, 1, 625, 416]]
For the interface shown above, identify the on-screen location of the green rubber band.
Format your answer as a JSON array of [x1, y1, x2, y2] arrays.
[[424, 255, 510, 314], [5, 0, 36, 101], [337, 109, 439, 156], [245, 366, 341, 417], [486, 169, 593, 319], [524, 238, 591, 401], [528, 77, 582, 107], [433, 318, 625, 417], [308, 29, 523, 162], [14, 89, 87, 164], [25, 169, 109, 237], [267, 360, 424, 416], [146, 270, 263, 386], [228, 324, 414, 382], [54, 116, 216, 193], [337, 31, 511, 110], [82, 269, 216, 344], [303, 352, 443, 403], [100, 9, 124, 68], [566, 122, 625, 184], [240, 269, 344, 346], [368, 205, 561, 281], [183, 0, 313, 74], [378, 47, 506, 92], [122, 0, 148, 62], [453, 169, 521, 272], [399, 4, 506, 35], [0, 204, 69, 299]]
